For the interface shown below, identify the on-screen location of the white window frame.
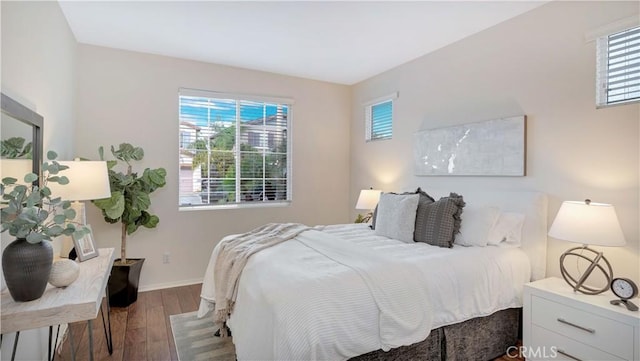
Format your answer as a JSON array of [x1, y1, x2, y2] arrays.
[[594, 22, 640, 108], [178, 88, 294, 210], [365, 92, 398, 142]]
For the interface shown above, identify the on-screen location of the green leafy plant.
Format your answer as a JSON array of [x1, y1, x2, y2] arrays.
[[1, 151, 86, 243], [354, 213, 373, 224], [354, 213, 367, 224], [1, 137, 32, 159], [92, 143, 167, 264]]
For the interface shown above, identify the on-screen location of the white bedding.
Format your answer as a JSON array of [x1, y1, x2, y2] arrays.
[[199, 223, 531, 360]]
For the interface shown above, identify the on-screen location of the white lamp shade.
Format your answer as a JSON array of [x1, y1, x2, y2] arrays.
[[355, 189, 381, 210], [47, 161, 111, 201], [548, 200, 626, 247], [0, 159, 33, 185]]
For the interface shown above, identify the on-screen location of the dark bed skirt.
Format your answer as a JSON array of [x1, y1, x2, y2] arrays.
[[349, 308, 520, 361]]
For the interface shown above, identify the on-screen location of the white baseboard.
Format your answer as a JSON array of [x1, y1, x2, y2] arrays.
[[138, 278, 204, 292]]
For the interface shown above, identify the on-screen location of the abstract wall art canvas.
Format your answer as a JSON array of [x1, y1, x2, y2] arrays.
[[413, 116, 526, 176]]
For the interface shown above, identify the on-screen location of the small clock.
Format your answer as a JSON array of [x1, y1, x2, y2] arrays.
[[610, 277, 638, 312]]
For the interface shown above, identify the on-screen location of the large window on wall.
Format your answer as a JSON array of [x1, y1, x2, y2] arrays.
[[178, 88, 292, 209], [596, 26, 640, 107]]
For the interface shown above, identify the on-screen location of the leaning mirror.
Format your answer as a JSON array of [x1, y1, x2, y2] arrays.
[[1, 93, 43, 182]]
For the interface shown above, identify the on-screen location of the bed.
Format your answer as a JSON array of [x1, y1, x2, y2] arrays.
[[198, 190, 548, 360]]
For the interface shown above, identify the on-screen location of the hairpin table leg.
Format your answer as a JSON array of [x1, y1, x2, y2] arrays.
[[52, 325, 60, 361], [48, 326, 53, 361], [100, 285, 113, 354], [88, 320, 94, 361], [10, 331, 20, 361]]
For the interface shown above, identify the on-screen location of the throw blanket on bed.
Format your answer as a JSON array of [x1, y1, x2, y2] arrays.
[[213, 222, 310, 335]]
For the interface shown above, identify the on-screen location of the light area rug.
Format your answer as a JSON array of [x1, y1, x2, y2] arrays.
[[170, 311, 236, 361]]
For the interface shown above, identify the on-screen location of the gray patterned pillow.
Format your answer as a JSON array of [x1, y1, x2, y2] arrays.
[[413, 187, 435, 240], [414, 193, 465, 248]]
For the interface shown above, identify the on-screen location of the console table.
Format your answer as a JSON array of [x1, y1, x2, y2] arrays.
[[1, 248, 115, 361]]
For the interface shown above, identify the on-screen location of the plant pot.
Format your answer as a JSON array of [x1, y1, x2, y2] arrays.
[[108, 258, 144, 307], [2, 238, 53, 302]]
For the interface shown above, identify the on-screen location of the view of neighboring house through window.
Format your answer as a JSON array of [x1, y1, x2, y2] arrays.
[[596, 25, 640, 107], [365, 92, 398, 141], [178, 89, 292, 208]]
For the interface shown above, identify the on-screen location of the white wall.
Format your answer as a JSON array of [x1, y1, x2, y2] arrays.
[[350, 1, 640, 286], [1, 1, 77, 158], [75, 45, 351, 290], [1, 2, 78, 360]]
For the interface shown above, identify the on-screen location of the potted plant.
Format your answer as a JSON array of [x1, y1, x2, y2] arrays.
[[92, 143, 166, 307], [1, 151, 87, 302]]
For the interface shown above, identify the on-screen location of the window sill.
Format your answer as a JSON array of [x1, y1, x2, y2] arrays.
[[179, 201, 291, 212]]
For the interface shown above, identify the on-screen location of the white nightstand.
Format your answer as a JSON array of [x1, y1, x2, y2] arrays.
[[523, 277, 640, 361]]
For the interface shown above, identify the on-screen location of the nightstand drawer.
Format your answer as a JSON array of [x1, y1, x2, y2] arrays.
[[531, 325, 624, 361], [531, 295, 634, 359]]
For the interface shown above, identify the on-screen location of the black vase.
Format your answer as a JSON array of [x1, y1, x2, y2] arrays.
[[2, 238, 53, 302]]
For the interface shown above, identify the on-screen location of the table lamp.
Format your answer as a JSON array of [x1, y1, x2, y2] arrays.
[[548, 199, 626, 295], [47, 160, 111, 257], [355, 188, 381, 223]]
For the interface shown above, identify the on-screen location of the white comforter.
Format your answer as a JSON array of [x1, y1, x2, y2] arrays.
[[199, 224, 531, 360]]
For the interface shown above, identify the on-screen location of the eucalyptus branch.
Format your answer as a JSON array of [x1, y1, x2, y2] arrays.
[[1, 150, 88, 243]]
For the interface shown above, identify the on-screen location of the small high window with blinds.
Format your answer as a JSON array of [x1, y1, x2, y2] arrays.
[[596, 26, 640, 107], [365, 92, 397, 141], [178, 89, 292, 208]]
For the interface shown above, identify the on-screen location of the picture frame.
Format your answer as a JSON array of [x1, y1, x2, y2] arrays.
[[413, 115, 526, 176], [72, 225, 99, 262]]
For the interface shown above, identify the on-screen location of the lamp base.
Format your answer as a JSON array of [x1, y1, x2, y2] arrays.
[[60, 201, 87, 258], [60, 236, 75, 258], [560, 245, 613, 295]]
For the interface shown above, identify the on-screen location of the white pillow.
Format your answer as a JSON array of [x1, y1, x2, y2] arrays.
[[454, 206, 501, 247], [374, 193, 420, 243], [487, 212, 525, 246]]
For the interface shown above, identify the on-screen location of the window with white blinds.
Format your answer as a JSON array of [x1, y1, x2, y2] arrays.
[[178, 89, 292, 209], [365, 92, 397, 141], [596, 26, 640, 107]]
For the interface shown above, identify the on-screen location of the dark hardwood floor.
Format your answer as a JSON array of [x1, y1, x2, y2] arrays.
[[56, 283, 522, 361]]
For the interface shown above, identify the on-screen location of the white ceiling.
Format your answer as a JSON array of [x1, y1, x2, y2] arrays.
[[58, 1, 547, 85]]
